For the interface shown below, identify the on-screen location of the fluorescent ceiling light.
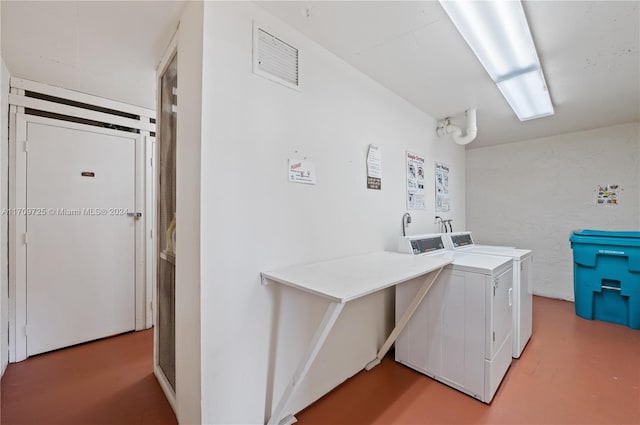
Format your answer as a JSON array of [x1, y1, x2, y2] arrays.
[[440, 0, 554, 121]]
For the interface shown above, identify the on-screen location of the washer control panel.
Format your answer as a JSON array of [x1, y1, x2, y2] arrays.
[[451, 233, 474, 248]]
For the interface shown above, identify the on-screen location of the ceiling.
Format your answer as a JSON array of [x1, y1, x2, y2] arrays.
[[1, 1, 638, 146], [260, 1, 640, 148], [1, 1, 184, 110]]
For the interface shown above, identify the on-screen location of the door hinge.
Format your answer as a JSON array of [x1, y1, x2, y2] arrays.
[[493, 286, 496, 296], [24, 233, 28, 245], [150, 229, 153, 239], [24, 325, 28, 337], [150, 157, 153, 167], [521, 263, 524, 271], [493, 331, 496, 342], [23, 140, 28, 153]]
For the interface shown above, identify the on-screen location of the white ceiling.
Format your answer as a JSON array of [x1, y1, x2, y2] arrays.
[[1, 1, 184, 110], [260, 1, 640, 148], [1, 1, 638, 146]]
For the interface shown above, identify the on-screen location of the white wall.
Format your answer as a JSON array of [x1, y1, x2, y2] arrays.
[[190, 3, 465, 423], [175, 2, 202, 424], [466, 122, 640, 300]]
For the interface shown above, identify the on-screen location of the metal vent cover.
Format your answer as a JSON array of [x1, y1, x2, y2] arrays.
[[254, 26, 300, 89]]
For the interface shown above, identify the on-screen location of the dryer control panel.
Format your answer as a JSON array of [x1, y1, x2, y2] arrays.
[[451, 232, 474, 248], [398, 234, 446, 255]]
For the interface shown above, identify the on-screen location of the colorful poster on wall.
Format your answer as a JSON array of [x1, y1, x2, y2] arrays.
[[406, 151, 426, 210], [367, 144, 382, 190], [596, 184, 621, 205], [435, 162, 450, 212]]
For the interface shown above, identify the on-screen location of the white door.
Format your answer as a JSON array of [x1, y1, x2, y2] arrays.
[[519, 256, 533, 350], [489, 268, 513, 359], [26, 121, 136, 356]]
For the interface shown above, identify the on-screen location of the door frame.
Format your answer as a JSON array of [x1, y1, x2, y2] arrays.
[[153, 30, 178, 413], [9, 110, 154, 362]]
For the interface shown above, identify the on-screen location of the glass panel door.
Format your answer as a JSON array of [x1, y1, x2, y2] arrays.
[[157, 53, 177, 390]]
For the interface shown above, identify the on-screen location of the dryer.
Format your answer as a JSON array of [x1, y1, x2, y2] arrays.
[[442, 232, 533, 358], [396, 234, 513, 403]]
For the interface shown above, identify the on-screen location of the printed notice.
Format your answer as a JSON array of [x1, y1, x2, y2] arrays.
[[435, 162, 450, 212], [406, 151, 426, 210], [367, 144, 382, 190], [596, 184, 621, 205], [288, 158, 316, 185]]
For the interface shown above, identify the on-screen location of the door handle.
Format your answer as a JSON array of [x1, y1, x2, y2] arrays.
[[127, 212, 142, 218], [508, 287, 513, 307]]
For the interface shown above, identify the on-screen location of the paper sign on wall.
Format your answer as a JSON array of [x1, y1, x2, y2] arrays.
[[288, 158, 316, 185], [406, 151, 426, 210], [435, 162, 450, 212], [367, 144, 382, 190], [596, 184, 621, 205]]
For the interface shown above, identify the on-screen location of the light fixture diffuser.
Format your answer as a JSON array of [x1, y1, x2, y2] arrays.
[[440, 0, 554, 121]]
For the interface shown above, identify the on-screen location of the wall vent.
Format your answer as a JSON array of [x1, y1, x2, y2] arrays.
[[254, 26, 300, 90]]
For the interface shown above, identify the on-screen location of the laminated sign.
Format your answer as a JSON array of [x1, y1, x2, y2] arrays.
[[406, 151, 425, 210], [435, 162, 450, 212], [367, 144, 382, 190], [288, 158, 316, 185]]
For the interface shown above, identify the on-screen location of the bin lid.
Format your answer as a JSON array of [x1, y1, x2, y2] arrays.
[[570, 229, 640, 247], [573, 229, 640, 238]]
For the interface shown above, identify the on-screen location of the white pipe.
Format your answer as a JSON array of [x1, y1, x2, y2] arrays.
[[437, 109, 477, 145]]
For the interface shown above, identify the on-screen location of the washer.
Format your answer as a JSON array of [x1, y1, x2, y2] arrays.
[[442, 231, 533, 358], [396, 234, 513, 403]]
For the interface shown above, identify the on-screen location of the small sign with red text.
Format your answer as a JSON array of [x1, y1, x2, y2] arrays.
[[288, 158, 316, 185]]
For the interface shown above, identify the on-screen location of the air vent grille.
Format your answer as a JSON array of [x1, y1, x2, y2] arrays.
[[255, 27, 299, 88]]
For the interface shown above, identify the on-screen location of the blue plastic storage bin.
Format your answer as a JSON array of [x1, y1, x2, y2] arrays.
[[569, 229, 640, 329]]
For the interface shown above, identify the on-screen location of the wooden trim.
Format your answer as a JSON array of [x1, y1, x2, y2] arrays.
[[145, 136, 157, 328], [8, 94, 155, 133], [154, 364, 177, 411], [135, 135, 146, 332], [10, 78, 155, 119], [12, 113, 27, 362], [8, 96, 18, 363], [14, 113, 142, 140], [156, 31, 178, 78]]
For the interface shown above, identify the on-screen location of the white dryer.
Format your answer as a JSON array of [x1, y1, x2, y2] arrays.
[[396, 234, 513, 403], [442, 232, 533, 358]]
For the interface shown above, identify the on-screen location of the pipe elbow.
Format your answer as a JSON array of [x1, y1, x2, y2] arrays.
[[452, 127, 477, 145], [436, 108, 478, 144]]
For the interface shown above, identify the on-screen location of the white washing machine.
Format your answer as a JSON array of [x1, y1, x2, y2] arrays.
[[396, 234, 513, 403], [442, 232, 533, 358]]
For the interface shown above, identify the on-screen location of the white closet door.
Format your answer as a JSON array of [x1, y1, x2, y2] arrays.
[[26, 121, 136, 356]]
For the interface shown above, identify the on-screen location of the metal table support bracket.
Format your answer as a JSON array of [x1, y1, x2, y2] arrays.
[[365, 267, 444, 370], [262, 252, 450, 425], [267, 301, 345, 425]]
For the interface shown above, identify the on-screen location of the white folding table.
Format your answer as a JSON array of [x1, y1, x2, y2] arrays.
[[261, 251, 451, 425]]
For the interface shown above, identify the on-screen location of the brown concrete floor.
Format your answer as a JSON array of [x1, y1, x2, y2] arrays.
[[1, 297, 638, 424], [1, 328, 176, 425], [297, 296, 640, 424]]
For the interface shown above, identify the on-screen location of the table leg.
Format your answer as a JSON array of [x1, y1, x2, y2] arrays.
[[365, 267, 444, 370], [267, 301, 345, 425]]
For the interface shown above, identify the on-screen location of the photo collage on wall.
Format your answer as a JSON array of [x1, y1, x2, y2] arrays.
[[596, 184, 621, 205]]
